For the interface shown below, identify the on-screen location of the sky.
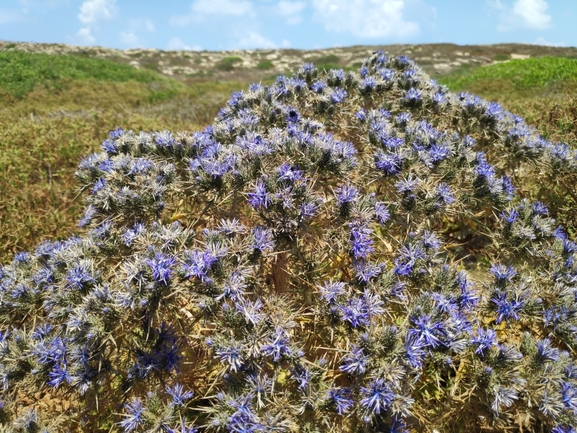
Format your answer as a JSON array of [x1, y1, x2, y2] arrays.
[[0, 0, 575, 51]]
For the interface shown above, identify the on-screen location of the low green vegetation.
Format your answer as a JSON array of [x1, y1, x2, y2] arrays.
[[256, 59, 274, 70], [438, 56, 577, 97], [0, 50, 177, 100], [215, 55, 243, 71]]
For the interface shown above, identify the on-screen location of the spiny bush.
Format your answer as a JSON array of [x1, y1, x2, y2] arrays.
[[1, 52, 577, 433]]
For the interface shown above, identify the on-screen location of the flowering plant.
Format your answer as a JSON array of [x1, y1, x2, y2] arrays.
[[1, 52, 577, 432]]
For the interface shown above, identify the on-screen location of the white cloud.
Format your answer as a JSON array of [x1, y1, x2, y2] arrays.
[[0, 8, 26, 23], [143, 18, 155, 32], [192, 0, 254, 15], [533, 36, 565, 46], [311, 0, 419, 38], [76, 27, 95, 43], [487, 0, 552, 31], [78, 0, 117, 25], [277, 1, 306, 24], [167, 36, 202, 51], [171, 0, 255, 26], [513, 0, 551, 29], [120, 31, 138, 45], [235, 31, 277, 49]]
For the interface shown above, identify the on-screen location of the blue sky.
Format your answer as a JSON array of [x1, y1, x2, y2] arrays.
[[0, 0, 574, 51]]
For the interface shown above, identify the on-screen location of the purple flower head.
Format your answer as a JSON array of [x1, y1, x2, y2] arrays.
[[328, 387, 354, 415], [319, 280, 346, 304], [277, 162, 304, 184], [182, 249, 215, 283], [359, 65, 370, 77], [335, 184, 359, 206], [490, 264, 517, 283], [286, 107, 301, 123], [360, 378, 395, 415], [349, 220, 374, 259], [375, 202, 390, 225], [532, 201, 549, 216], [420, 230, 441, 250], [395, 112, 412, 126], [472, 327, 497, 356], [119, 398, 145, 432], [501, 208, 519, 224], [355, 108, 367, 122], [251, 226, 274, 253], [166, 383, 194, 407], [338, 296, 370, 328], [561, 382, 577, 414], [394, 243, 426, 276], [310, 80, 327, 94], [330, 88, 348, 104], [536, 338, 560, 362], [262, 328, 292, 362], [300, 62, 315, 73], [248, 179, 271, 210], [474, 152, 495, 179], [491, 292, 524, 323], [354, 260, 385, 284], [65, 265, 95, 290], [432, 92, 446, 104], [146, 252, 176, 286], [340, 345, 368, 375], [404, 88, 422, 104], [360, 76, 377, 93], [380, 68, 395, 81], [436, 182, 455, 205], [382, 136, 405, 149], [375, 150, 403, 176], [216, 339, 243, 372], [48, 363, 72, 388], [109, 127, 124, 139], [102, 138, 119, 153], [408, 313, 444, 348]]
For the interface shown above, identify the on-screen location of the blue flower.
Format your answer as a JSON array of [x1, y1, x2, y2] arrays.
[[335, 184, 358, 206], [360, 378, 395, 415], [65, 265, 95, 290], [262, 328, 292, 362], [408, 313, 444, 348], [375, 150, 403, 176], [215, 339, 243, 372], [119, 398, 145, 432], [330, 88, 347, 104], [489, 264, 517, 283], [248, 180, 271, 210], [318, 280, 346, 304], [146, 252, 176, 286], [338, 296, 370, 328], [328, 387, 354, 414], [536, 338, 560, 362], [166, 383, 194, 407], [340, 345, 369, 375], [251, 226, 274, 253], [349, 220, 374, 259], [491, 292, 524, 323], [471, 327, 497, 356]]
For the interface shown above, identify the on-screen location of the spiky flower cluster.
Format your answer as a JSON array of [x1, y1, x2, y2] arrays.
[[1, 52, 577, 432]]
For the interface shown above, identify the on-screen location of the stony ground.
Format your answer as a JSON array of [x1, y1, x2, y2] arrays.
[[2, 40, 577, 81]]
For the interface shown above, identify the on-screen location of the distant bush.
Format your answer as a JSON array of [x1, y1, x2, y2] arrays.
[[256, 60, 274, 70], [0, 51, 173, 99], [216, 56, 243, 71], [1, 53, 577, 433]]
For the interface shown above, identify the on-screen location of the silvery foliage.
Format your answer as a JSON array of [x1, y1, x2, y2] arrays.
[[1, 52, 577, 432]]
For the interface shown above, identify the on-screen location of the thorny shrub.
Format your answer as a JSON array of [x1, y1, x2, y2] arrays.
[[1, 52, 577, 433]]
